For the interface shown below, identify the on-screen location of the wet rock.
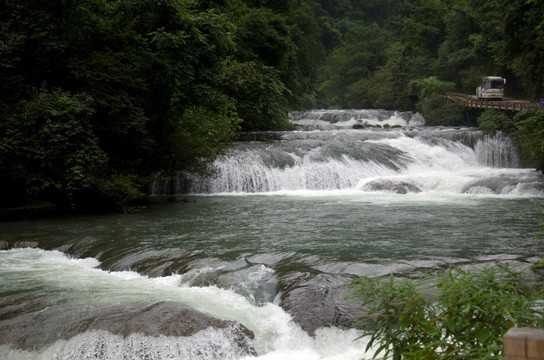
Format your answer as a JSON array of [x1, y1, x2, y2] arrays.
[[0, 301, 257, 356], [279, 273, 361, 335], [279, 256, 544, 336], [363, 179, 422, 194], [464, 185, 495, 194], [89, 302, 253, 339], [237, 131, 284, 142], [10, 241, 39, 249], [462, 179, 510, 194]]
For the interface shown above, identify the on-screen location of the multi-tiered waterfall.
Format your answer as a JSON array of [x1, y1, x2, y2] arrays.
[[150, 110, 539, 197], [2, 109, 543, 360]]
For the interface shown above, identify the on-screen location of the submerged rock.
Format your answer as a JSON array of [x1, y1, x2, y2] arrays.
[[0, 301, 257, 356], [462, 179, 514, 194], [278, 273, 361, 335], [88, 302, 254, 339], [10, 241, 39, 249], [363, 178, 422, 194]]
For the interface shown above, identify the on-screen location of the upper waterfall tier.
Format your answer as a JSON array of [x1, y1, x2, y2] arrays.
[[289, 109, 425, 129], [150, 123, 540, 196]]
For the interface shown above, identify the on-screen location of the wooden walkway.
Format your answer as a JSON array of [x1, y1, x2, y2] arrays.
[[444, 92, 542, 112]]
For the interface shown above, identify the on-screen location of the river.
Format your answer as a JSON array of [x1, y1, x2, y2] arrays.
[[1, 109, 544, 359]]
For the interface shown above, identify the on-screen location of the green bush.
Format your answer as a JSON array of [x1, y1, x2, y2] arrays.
[[411, 76, 455, 99], [417, 95, 465, 126], [409, 77, 465, 126], [219, 60, 292, 131], [477, 109, 515, 134], [94, 173, 148, 213], [0, 87, 107, 207], [348, 266, 544, 360], [512, 110, 544, 171]]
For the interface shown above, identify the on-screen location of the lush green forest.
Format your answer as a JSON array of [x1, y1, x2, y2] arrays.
[[1, 0, 543, 211]]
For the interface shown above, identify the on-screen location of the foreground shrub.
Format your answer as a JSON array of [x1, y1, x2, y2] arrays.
[[348, 266, 544, 360]]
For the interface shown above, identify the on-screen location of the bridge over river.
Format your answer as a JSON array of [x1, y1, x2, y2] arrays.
[[445, 92, 543, 112]]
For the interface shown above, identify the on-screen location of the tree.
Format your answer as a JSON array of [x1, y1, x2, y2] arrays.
[[317, 23, 391, 108], [284, 5, 325, 108], [219, 60, 291, 131], [513, 110, 544, 171], [360, 42, 424, 110], [0, 88, 106, 207], [0, 0, 243, 209], [436, 4, 483, 91], [409, 76, 465, 126], [234, 8, 292, 69], [477, 109, 515, 134], [388, 0, 445, 57], [502, 0, 544, 99]]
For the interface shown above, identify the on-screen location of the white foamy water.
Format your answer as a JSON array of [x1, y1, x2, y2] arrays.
[[0, 248, 372, 360], [156, 127, 542, 198], [149, 110, 540, 198], [289, 109, 425, 129], [4, 110, 544, 360]]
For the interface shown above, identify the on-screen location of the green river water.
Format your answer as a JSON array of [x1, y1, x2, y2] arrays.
[[1, 109, 544, 359]]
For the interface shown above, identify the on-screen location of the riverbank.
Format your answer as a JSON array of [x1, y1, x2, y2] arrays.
[[0, 201, 57, 221]]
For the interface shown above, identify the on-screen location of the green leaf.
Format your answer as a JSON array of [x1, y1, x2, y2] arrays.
[[474, 328, 491, 343]]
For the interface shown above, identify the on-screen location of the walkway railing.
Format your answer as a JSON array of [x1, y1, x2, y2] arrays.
[[444, 92, 542, 112], [504, 328, 544, 359]]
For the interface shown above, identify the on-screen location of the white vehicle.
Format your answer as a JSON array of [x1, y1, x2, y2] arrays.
[[476, 76, 506, 100]]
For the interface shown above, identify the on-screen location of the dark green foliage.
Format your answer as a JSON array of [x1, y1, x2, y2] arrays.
[[417, 95, 465, 126], [410, 76, 455, 99], [410, 77, 465, 126], [235, 8, 291, 68], [317, 24, 391, 108], [512, 110, 544, 171], [283, 5, 325, 108], [167, 91, 241, 170], [348, 266, 544, 359], [0, 0, 265, 210], [315, 0, 544, 109], [2, 0, 544, 210], [0, 88, 106, 207], [477, 109, 516, 134], [93, 173, 149, 214], [219, 60, 291, 131], [502, 0, 544, 98]]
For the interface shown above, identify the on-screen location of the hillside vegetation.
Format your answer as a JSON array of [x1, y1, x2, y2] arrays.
[[1, 0, 543, 210]]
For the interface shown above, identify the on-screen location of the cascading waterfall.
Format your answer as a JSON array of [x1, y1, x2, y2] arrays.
[[474, 132, 520, 168], [3, 109, 544, 360], [185, 138, 410, 193], [0, 248, 369, 360], [149, 110, 539, 197], [289, 109, 425, 128]]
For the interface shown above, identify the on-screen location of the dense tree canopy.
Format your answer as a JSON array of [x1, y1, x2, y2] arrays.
[[1, 0, 543, 210], [315, 0, 544, 109]]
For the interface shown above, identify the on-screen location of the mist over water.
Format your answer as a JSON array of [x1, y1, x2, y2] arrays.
[[2, 109, 544, 359]]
